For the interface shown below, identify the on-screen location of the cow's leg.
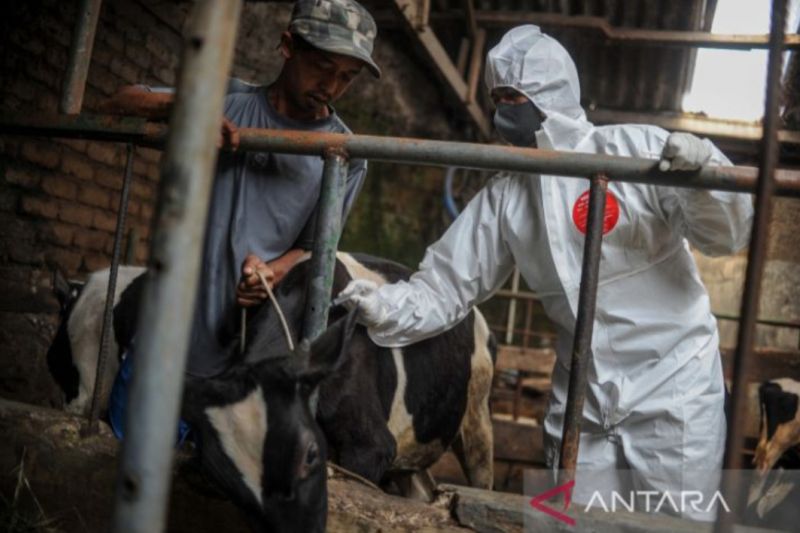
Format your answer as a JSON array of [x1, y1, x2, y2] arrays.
[[453, 311, 495, 489]]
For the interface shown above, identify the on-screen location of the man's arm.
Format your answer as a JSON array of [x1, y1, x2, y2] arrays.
[[236, 249, 307, 307]]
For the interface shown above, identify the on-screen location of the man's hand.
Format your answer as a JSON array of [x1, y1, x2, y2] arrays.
[[218, 117, 240, 151], [659, 132, 713, 171], [237, 254, 274, 307], [335, 280, 386, 327]]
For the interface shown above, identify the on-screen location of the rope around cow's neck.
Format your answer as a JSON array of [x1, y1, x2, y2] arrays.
[[240, 270, 295, 355]]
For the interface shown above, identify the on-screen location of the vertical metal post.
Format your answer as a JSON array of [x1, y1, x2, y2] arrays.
[[84, 143, 134, 435], [111, 1, 242, 532], [557, 174, 609, 487], [302, 149, 349, 342], [504, 268, 520, 345], [718, 0, 787, 530], [61, 0, 103, 114]]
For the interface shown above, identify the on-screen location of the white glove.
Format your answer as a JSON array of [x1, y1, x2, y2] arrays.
[[659, 132, 713, 171], [335, 280, 386, 327]]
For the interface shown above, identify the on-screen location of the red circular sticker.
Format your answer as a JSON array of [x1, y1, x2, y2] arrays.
[[572, 190, 620, 235]]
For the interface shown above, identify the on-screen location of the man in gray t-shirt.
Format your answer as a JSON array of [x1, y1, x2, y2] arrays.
[[100, 0, 380, 380]]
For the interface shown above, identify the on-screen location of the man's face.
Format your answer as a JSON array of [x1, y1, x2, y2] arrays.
[[280, 32, 364, 117]]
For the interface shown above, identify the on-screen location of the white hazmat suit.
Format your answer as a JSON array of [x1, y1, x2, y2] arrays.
[[342, 26, 753, 519]]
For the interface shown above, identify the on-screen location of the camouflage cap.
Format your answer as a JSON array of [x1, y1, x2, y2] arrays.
[[289, 0, 381, 78]]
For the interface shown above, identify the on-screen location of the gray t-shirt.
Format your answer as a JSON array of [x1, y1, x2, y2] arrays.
[[181, 80, 366, 377]]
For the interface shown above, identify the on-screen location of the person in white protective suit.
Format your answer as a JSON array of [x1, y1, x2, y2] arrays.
[[337, 25, 753, 520]]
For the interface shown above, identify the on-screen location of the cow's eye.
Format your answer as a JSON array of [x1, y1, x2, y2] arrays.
[[305, 442, 319, 466]]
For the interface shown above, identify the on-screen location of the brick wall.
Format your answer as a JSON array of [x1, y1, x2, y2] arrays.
[[0, 0, 463, 406]]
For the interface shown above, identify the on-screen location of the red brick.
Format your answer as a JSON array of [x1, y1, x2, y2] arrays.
[[140, 203, 154, 220], [134, 242, 149, 264], [83, 252, 110, 272], [128, 200, 141, 216], [42, 46, 68, 71], [46, 247, 82, 272], [58, 201, 92, 226], [20, 196, 59, 219], [77, 184, 111, 209], [146, 163, 161, 182], [105, 31, 124, 53], [131, 180, 153, 201], [25, 60, 59, 89], [136, 147, 162, 164], [10, 78, 36, 102], [95, 165, 123, 191], [61, 151, 94, 180], [109, 56, 139, 85], [37, 92, 59, 113], [145, 34, 172, 65], [39, 222, 76, 247], [125, 44, 151, 70], [57, 138, 87, 153], [93, 209, 117, 232], [93, 46, 112, 67], [9, 239, 45, 265], [41, 176, 77, 200], [73, 228, 110, 252], [87, 142, 120, 167], [5, 167, 41, 189], [88, 65, 118, 96], [0, 189, 19, 211], [154, 66, 176, 87], [21, 142, 60, 170], [39, 16, 71, 47]]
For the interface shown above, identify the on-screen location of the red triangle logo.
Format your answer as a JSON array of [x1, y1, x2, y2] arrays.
[[529, 479, 576, 526]]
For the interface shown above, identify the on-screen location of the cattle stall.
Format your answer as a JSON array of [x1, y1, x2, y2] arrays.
[[1, 0, 800, 531]]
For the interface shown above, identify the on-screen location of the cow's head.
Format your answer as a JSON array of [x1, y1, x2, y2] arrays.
[[182, 309, 358, 533], [748, 378, 800, 517]]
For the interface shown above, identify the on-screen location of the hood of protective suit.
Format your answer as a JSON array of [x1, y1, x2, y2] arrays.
[[485, 25, 593, 150]]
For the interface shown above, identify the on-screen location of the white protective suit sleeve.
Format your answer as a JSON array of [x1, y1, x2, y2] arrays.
[[365, 176, 517, 347], [657, 141, 754, 256]]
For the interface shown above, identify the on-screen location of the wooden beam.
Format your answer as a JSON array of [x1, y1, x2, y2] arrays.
[[392, 0, 492, 138], [466, 28, 486, 104], [721, 347, 800, 383], [496, 344, 556, 375], [588, 108, 800, 146], [462, 0, 477, 38]]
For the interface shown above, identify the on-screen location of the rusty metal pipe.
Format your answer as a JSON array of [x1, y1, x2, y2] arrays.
[[557, 173, 609, 487], [84, 143, 134, 435], [61, 0, 103, 114], [110, 0, 242, 531], [2, 116, 800, 197], [717, 0, 788, 530]]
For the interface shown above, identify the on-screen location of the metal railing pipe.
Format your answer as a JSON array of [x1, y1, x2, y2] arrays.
[[718, 0, 788, 530], [302, 149, 349, 343], [557, 173, 609, 487], [3, 116, 800, 197], [61, 0, 103, 114], [84, 143, 134, 435], [110, 0, 242, 531]]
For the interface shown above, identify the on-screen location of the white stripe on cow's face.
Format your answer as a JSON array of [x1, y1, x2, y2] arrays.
[[206, 386, 268, 506], [336, 253, 389, 286]]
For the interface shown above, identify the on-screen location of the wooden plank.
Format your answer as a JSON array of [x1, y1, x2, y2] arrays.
[[496, 345, 556, 375], [492, 416, 544, 464], [721, 347, 800, 382]]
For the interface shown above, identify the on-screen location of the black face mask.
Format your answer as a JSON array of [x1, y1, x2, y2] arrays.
[[493, 100, 542, 147]]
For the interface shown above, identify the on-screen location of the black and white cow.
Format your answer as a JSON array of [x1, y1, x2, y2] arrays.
[[747, 378, 800, 527], [48, 252, 496, 532], [47, 266, 146, 415]]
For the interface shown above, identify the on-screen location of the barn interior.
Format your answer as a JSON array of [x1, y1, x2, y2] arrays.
[[1, 0, 799, 532]]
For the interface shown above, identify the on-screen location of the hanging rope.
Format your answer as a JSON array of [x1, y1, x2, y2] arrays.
[[240, 270, 295, 354]]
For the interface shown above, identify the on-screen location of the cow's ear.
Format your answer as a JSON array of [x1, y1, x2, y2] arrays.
[[299, 308, 359, 386], [52, 269, 72, 312]]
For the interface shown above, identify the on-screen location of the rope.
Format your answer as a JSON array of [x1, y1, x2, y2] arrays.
[[240, 269, 295, 354], [326, 461, 381, 491]]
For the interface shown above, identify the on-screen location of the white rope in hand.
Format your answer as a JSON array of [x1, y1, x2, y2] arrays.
[[240, 270, 295, 355]]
